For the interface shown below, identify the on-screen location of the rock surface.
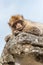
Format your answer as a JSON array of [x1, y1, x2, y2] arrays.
[[1, 15, 43, 65], [0, 57, 3, 65], [1, 32, 43, 65]]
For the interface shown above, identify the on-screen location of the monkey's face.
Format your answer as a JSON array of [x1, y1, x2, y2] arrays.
[[8, 15, 24, 33], [12, 20, 24, 31]]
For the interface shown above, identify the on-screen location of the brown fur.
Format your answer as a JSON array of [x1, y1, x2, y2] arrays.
[[8, 15, 23, 26], [8, 15, 24, 35], [8, 15, 43, 36]]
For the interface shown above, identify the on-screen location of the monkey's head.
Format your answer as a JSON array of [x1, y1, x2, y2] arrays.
[[8, 15, 24, 31]]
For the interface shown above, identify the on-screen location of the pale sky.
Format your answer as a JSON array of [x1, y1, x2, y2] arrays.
[[0, 0, 43, 56]]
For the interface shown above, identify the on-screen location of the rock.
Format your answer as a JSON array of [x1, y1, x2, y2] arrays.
[[1, 32, 43, 65], [0, 57, 3, 65]]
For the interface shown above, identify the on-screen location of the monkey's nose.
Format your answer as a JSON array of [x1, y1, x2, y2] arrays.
[[16, 23, 23, 31]]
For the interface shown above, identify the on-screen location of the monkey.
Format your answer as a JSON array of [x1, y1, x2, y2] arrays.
[[8, 15, 25, 35], [8, 15, 43, 36]]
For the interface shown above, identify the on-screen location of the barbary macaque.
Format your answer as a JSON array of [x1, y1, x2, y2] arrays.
[[8, 15, 43, 36], [8, 15, 24, 35]]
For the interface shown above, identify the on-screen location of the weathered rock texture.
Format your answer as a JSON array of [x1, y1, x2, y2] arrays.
[[0, 57, 3, 65], [1, 15, 43, 65]]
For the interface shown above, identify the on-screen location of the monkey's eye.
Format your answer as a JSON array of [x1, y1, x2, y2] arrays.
[[15, 20, 23, 25]]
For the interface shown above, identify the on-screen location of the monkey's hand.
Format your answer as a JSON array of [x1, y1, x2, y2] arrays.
[[13, 30, 20, 36]]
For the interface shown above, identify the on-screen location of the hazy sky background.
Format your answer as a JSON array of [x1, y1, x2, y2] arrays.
[[0, 0, 43, 56]]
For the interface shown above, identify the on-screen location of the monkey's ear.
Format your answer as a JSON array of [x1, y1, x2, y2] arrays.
[[8, 23, 12, 27], [8, 22, 14, 27], [8, 22, 11, 26]]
